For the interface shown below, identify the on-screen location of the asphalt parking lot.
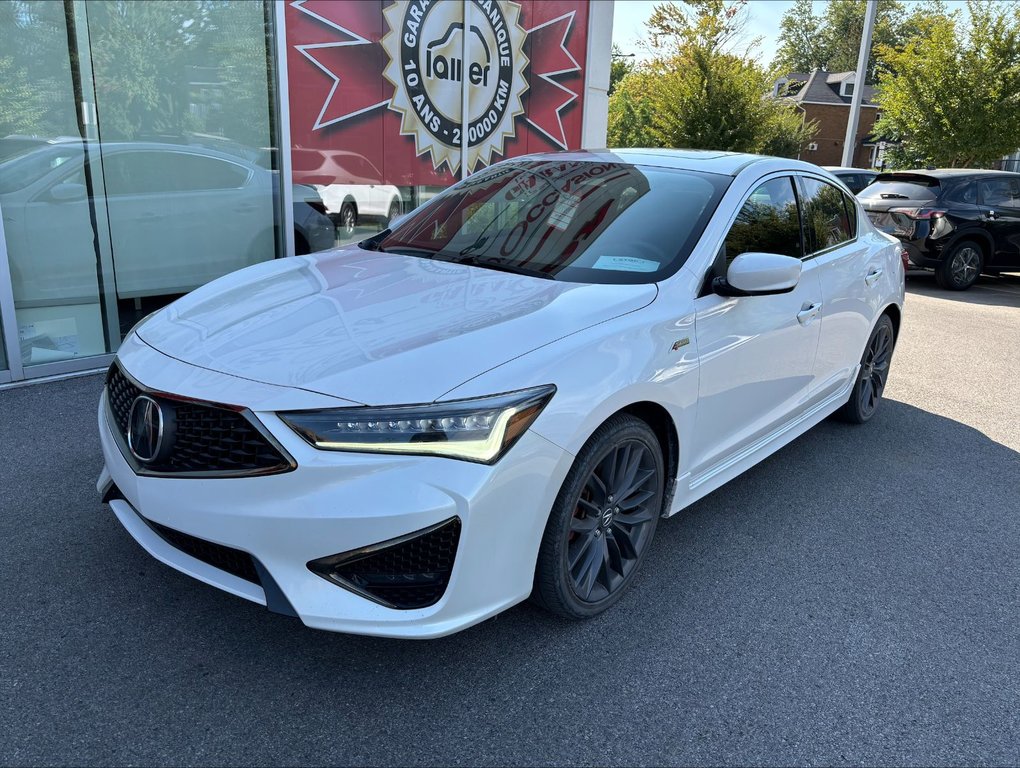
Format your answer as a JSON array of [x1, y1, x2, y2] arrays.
[[3, 272, 1019, 766]]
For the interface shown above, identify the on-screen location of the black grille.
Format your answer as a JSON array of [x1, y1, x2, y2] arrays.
[[308, 518, 462, 609], [106, 363, 293, 476], [147, 519, 260, 584]]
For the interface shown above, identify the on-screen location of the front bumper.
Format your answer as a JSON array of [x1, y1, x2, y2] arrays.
[[97, 340, 573, 638]]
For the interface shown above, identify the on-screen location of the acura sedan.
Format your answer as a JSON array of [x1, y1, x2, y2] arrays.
[[98, 149, 904, 638]]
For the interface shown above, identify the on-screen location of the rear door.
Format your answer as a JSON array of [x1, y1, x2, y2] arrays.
[[799, 175, 878, 400], [976, 176, 1020, 268]]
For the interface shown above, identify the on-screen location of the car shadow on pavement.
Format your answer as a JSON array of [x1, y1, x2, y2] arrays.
[[4, 373, 1020, 765], [906, 270, 1020, 308]]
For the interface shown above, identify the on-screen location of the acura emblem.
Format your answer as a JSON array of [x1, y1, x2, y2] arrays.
[[127, 395, 165, 463]]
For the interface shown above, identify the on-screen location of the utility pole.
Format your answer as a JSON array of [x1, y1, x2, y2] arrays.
[[841, 0, 878, 167]]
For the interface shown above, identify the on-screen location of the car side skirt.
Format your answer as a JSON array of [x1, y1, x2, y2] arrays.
[[667, 369, 858, 516]]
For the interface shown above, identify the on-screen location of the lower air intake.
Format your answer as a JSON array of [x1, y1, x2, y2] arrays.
[[308, 517, 461, 610]]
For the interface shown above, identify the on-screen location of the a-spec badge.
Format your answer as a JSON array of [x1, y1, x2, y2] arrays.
[[671, 337, 690, 352]]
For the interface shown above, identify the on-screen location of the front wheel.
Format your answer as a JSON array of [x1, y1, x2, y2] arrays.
[[836, 314, 895, 424], [532, 414, 664, 619]]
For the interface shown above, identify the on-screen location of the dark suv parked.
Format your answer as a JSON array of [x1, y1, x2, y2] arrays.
[[858, 169, 1020, 290]]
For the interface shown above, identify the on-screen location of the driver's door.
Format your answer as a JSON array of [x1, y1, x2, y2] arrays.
[[689, 175, 823, 478]]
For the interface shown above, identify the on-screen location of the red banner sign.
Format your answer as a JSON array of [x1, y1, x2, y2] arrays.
[[286, 0, 590, 187]]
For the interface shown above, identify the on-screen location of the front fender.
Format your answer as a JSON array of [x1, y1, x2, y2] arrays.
[[441, 286, 700, 471]]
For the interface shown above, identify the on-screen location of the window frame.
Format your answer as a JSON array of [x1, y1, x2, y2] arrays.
[[722, 174, 807, 262], [977, 176, 1020, 209], [99, 149, 254, 197], [795, 173, 860, 258], [698, 173, 807, 296]]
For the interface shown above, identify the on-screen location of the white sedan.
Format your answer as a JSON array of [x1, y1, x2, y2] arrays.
[[97, 149, 904, 638]]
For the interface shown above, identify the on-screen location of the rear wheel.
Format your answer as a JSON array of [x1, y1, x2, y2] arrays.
[[836, 314, 895, 424], [339, 203, 356, 238], [935, 240, 983, 290], [532, 414, 663, 619], [386, 198, 401, 226]]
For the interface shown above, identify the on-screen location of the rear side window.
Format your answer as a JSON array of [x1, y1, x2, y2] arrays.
[[837, 173, 866, 194], [722, 177, 802, 262], [978, 177, 1020, 209], [943, 182, 977, 205], [860, 177, 940, 203], [843, 190, 859, 238], [800, 177, 853, 252]]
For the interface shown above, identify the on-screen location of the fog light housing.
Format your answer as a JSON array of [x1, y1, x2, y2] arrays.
[[308, 517, 462, 609]]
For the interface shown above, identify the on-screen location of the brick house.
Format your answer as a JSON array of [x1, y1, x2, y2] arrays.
[[774, 70, 880, 168]]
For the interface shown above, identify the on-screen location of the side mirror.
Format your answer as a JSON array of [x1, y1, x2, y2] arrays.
[[50, 182, 86, 202], [713, 252, 801, 297]]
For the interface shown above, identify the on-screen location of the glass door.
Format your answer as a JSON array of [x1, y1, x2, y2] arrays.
[[0, 1, 115, 371], [0, 0, 284, 379], [82, 0, 283, 336]]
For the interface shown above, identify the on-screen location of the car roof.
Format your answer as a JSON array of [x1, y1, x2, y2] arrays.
[[822, 166, 875, 173], [508, 148, 831, 178], [879, 168, 1020, 179], [0, 140, 258, 169]]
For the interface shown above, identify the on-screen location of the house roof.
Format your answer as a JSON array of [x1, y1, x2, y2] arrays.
[[777, 69, 878, 106]]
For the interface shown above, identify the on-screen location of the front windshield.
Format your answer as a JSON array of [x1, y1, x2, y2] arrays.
[[368, 159, 730, 284]]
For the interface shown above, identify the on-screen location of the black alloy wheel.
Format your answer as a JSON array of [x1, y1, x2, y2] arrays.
[[936, 240, 983, 290], [837, 313, 895, 424], [532, 414, 663, 619]]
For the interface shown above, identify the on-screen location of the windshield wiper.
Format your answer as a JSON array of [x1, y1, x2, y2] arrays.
[[357, 229, 390, 252], [385, 246, 443, 258], [439, 255, 554, 280]]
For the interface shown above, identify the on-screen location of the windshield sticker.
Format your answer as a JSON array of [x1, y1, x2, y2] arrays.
[[548, 192, 580, 230], [592, 255, 659, 272]]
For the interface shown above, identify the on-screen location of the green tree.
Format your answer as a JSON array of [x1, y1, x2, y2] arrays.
[[772, 0, 825, 74], [875, 0, 1020, 168], [608, 0, 815, 157], [773, 0, 909, 80], [606, 83, 657, 147], [0, 1, 80, 140], [609, 44, 634, 96]]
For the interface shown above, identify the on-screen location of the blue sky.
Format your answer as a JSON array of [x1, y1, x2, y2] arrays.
[[611, 0, 972, 65]]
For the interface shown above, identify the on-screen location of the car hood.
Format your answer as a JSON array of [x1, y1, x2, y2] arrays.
[[136, 248, 657, 405]]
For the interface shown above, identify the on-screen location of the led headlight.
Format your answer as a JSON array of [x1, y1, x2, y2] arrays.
[[278, 385, 556, 464]]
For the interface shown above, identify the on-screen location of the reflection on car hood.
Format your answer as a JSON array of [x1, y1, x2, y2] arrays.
[[136, 247, 657, 404]]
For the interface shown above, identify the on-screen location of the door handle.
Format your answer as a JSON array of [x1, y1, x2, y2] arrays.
[[797, 302, 821, 325], [985, 210, 999, 220], [865, 267, 884, 286]]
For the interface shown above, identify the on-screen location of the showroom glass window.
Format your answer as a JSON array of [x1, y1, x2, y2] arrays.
[[0, 1, 282, 373], [723, 177, 803, 263], [799, 177, 854, 253]]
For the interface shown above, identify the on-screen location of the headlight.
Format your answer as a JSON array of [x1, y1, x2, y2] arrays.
[[278, 385, 556, 464]]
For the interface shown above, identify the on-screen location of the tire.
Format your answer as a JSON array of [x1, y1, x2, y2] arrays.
[[935, 240, 983, 290], [532, 414, 664, 619], [386, 199, 401, 226], [339, 202, 357, 238], [836, 314, 896, 424]]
